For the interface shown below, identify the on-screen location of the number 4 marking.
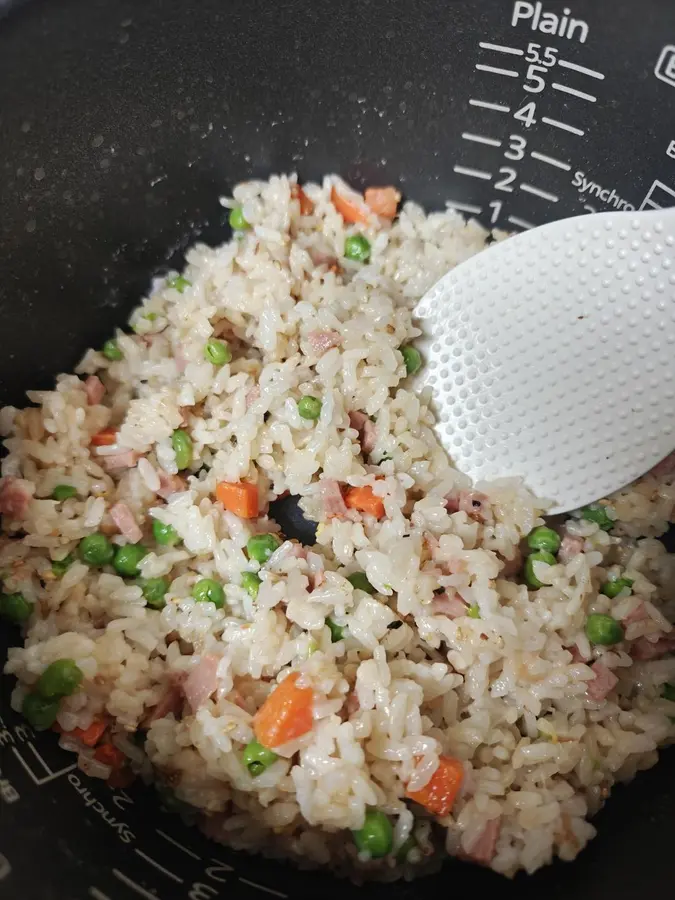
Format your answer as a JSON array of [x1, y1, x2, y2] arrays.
[[514, 102, 537, 128]]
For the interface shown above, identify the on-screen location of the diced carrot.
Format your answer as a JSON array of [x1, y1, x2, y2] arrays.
[[253, 672, 314, 749], [91, 427, 117, 447], [406, 755, 464, 817], [63, 718, 108, 747], [331, 185, 370, 224], [291, 184, 314, 215], [365, 187, 401, 219], [94, 742, 126, 770], [216, 481, 259, 519], [344, 485, 385, 519]]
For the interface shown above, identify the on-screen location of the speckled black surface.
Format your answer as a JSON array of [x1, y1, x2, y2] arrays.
[[2, 0, 675, 897]]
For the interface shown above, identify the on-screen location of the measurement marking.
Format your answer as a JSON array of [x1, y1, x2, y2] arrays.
[[542, 116, 585, 137], [155, 829, 201, 860], [11, 745, 76, 786], [558, 59, 605, 80], [89, 889, 111, 900], [475, 64, 519, 78], [552, 83, 597, 102], [239, 877, 288, 898], [469, 99, 510, 113], [134, 849, 183, 884], [453, 165, 492, 181], [461, 132, 502, 147], [112, 869, 161, 900], [508, 215, 535, 230], [478, 41, 524, 56], [530, 151, 571, 171], [446, 200, 483, 215], [520, 183, 559, 203]]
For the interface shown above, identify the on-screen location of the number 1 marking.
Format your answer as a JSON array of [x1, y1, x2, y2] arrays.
[[488, 200, 503, 224]]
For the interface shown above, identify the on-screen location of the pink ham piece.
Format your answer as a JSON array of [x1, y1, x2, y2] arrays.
[[559, 535, 584, 564], [586, 661, 618, 702], [307, 330, 342, 354], [348, 411, 377, 455], [183, 655, 220, 713], [100, 451, 138, 473], [156, 470, 186, 500], [144, 677, 185, 724], [464, 818, 501, 865], [431, 592, 468, 618], [567, 644, 588, 663], [245, 385, 261, 408], [319, 479, 349, 519], [622, 600, 648, 626], [174, 345, 188, 374], [459, 491, 489, 522], [444, 494, 461, 514], [344, 691, 360, 717], [446, 491, 489, 521], [109, 502, 143, 544], [648, 451, 675, 478], [0, 477, 32, 519], [84, 375, 105, 405], [631, 632, 675, 661]]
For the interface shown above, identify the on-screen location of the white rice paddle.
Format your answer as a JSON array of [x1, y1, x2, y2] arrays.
[[415, 209, 675, 514]]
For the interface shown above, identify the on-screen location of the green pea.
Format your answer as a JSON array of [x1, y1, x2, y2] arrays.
[[353, 810, 393, 859], [297, 396, 322, 420], [467, 603, 481, 619], [139, 577, 169, 609], [167, 275, 191, 293], [524, 550, 557, 589], [204, 339, 232, 366], [36, 658, 83, 699], [344, 234, 371, 263], [79, 533, 114, 567], [585, 613, 624, 646], [662, 683, 675, 702], [579, 503, 614, 531], [242, 739, 278, 776], [152, 519, 181, 546], [113, 544, 148, 578], [229, 207, 250, 231], [0, 592, 32, 624], [347, 572, 376, 595], [171, 429, 193, 471], [102, 339, 123, 361], [326, 617, 345, 642], [240, 572, 261, 599], [601, 577, 634, 599], [191, 578, 225, 609], [246, 533, 282, 564], [22, 693, 60, 731], [400, 345, 422, 376], [52, 484, 77, 502], [526, 526, 561, 555], [52, 554, 74, 577]]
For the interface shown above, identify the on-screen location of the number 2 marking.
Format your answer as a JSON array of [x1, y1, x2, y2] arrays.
[[494, 167, 516, 192]]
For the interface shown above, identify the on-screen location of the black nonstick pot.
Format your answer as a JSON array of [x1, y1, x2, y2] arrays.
[[2, 0, 675, 897]]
